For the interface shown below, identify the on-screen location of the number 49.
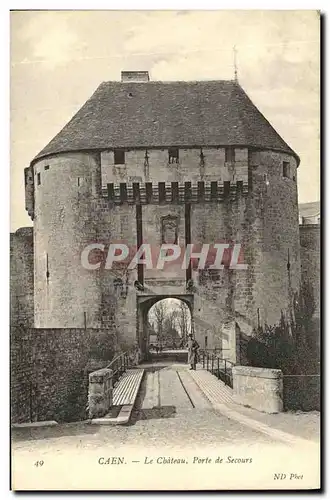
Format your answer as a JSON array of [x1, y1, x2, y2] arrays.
[[34, 460, 44, 467]]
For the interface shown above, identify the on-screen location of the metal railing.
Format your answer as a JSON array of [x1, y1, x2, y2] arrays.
[[200, 349, 235, 388], [201, 347, 227, 356], [106, 351, 130, 386]]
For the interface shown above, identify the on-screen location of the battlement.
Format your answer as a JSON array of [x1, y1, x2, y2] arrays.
[[103, 180, 249, 205]]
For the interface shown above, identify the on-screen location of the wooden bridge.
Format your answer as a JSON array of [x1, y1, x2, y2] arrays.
[[88, 349, 235, 425]]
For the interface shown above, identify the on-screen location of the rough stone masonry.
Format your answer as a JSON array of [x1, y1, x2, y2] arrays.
[[13, 71, 305, 365]]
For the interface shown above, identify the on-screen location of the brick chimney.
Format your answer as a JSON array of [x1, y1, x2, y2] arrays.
[[121, 71, 150, 83]]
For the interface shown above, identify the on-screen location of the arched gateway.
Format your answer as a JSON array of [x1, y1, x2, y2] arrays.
[[139, 296, 193, 359], [25, 71, 301, 365]]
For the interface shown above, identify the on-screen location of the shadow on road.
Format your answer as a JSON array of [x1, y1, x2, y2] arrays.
[[11, 422, 98, 442], [126, 367, 178, 425], [129, 405, 177, 425]]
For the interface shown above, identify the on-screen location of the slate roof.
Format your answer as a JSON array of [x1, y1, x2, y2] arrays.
[[32, 80, 299, 165]]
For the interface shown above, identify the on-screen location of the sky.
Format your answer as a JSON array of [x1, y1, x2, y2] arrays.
[[10, 10, 320, 232]]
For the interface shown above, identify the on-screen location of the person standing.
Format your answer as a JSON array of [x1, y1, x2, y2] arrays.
[[187, 334, 199, 370]]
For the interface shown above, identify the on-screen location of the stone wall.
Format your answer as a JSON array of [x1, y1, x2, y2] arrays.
[[232, 366, 283, 413], [247, 150, 300, 327], [299, 224, 320, 318], [192, 190, 247, 356], [10, 328, 34, 423], [100, 147, 249, 186], [188, 150, 299, 357], [10, 227, 34, 327], [28, 145, 300, 363], [10, 326, 118, 424], [232, 366, 320, 413], [33, 153, 105, 328], [88, 368, 113, 419]]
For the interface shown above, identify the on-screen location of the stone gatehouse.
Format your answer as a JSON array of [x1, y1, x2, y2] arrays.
[[16, 70, 302, 363]]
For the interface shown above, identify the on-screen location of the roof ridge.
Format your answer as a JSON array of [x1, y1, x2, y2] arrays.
[[99, 79, 237, 85]]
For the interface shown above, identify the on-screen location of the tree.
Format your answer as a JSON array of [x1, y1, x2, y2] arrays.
[[151, 300, 167, 343], [163, 315, 180, 342], [246, 283, 319, 375], [175, 301, 191, 341], [149, 299, 191, 346]]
